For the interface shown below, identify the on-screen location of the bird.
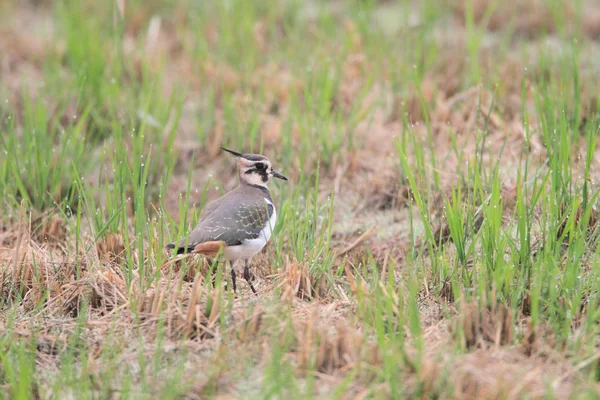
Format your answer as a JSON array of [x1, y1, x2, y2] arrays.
[[167, 147, 288, 294]]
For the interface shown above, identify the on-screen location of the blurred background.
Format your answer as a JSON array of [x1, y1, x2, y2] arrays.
[[1, 0, 598, 215]]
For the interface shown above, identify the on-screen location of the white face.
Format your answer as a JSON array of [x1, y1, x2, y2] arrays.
[[238, 157, 273, 187]]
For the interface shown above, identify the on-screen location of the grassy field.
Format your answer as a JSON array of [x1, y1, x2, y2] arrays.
[[1, 0, 600, 398]]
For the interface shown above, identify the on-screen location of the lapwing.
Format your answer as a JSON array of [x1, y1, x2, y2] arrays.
[[167, 147, 287, 294]]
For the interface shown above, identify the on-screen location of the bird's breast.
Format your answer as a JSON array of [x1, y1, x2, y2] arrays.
[[222, 198, 277, 261]]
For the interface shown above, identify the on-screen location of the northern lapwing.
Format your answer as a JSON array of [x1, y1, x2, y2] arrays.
[[167, 147, 287, 294]]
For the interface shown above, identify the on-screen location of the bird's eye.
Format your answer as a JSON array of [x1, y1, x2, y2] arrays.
[[255, 163, 265, 170]]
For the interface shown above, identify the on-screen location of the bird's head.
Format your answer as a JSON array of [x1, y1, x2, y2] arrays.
[[221, 147, 288, 187]]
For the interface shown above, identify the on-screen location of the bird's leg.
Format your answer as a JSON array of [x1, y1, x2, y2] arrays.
[[230, 260, 237, 294], [243, 258, 257, 294]]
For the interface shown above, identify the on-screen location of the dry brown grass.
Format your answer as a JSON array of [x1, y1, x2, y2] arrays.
[[456, 297, 513, 349], [0, 199, 590, 396]]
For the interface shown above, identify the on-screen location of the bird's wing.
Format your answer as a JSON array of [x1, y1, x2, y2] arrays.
[[167, 193, 228, 253], [194, 194, 227, 225], [175, 197, 274, 254]]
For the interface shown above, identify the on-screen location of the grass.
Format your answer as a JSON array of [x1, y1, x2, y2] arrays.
[[1, 0, 600, 398]]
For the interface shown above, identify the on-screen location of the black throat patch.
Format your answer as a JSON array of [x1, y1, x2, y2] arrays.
[[245, 168, 269, 182]]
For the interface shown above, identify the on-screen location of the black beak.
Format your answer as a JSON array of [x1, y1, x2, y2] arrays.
[[272, 170, 288, 181], [220, 147, 244, 157]]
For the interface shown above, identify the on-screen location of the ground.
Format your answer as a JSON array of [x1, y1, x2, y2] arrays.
[[1, 0, 600, 398]]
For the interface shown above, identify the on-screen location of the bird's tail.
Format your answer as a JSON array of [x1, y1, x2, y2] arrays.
[[166, 243, 195, 255], [192, 241, 226, 257]]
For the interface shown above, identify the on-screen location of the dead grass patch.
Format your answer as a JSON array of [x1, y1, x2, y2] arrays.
[[455, 297, 513, 349], [293, 314, 380, 378], [277, 261, 328, 302], [0, 231, 81, 311], [30, 213, 68, 247], [359, 169, 410, 212], [96, 232, 126, 264], [451, 0, 561, 38], [450, 348, 574, 399]]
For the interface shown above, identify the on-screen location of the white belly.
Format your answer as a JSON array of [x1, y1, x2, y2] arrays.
[[223, 199, 277, 261]]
